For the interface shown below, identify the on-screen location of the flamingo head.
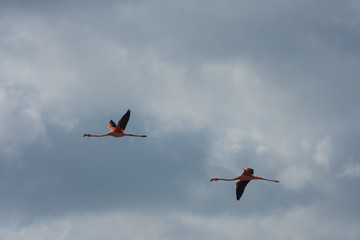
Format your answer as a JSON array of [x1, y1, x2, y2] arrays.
[[243, 167, 254, 174]]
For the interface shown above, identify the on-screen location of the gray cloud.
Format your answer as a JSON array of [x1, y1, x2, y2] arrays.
[[1, 0, 360, 239]]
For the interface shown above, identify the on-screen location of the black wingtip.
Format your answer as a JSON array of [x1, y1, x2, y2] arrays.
[[109, 120, 116, 128]]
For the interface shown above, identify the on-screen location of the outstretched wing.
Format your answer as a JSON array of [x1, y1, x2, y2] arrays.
[[116, 109, 130, 131], [108, 120, 116, 131], [236, 180, 250, 200]]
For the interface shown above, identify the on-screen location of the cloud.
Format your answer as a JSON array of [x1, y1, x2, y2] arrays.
[[1, 205, 359, 240], [339, 161, 360, 179], [277, 165, 313, 191], [0, 14, 83, 159], [0, 84, 47, 160], [313, 136, 332, 168], [1, 1, 360, 240]]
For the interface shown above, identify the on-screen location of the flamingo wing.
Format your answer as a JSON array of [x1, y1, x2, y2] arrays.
[[116, 109, 130, 131], [236, 180, 250, 200], [107, 120, 116, 131]]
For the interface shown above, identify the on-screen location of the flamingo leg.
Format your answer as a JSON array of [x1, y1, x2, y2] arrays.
[[124, 134, 147, 138], [258, 177, 280, 183]]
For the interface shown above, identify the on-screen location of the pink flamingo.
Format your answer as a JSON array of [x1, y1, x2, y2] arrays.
[[83, 109, 147, 138], [210, 167, 279, 200]]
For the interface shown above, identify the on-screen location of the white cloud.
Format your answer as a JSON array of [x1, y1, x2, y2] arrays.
[[278, 165, 313, 191], [339, 161, 360, 179], [1, 206, 359, 240], [0, 15, 82, 159], [208, 129, 244, 171], [0, 84, 47, 160], [313, 136, 332, 168]]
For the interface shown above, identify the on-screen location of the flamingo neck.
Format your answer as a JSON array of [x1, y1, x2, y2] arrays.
[[215, 178, 239, 181], [87, 133, 110, 137]]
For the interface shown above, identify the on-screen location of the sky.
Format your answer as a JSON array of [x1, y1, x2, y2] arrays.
[[1, 0, 360, 239]]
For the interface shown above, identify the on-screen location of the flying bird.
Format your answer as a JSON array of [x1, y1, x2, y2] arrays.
[[83, 109, 147, 138], [210, 167, 279, 200]]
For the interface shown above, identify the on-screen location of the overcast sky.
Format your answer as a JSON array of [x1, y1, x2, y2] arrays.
[[1, 0, 360, 239]]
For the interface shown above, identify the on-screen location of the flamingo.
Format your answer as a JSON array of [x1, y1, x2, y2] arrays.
[[83, 109, 147, 138], [210, 167, 279, 200]]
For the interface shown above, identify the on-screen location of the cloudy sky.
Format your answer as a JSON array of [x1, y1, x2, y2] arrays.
[[1, 0, 360, 239]]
